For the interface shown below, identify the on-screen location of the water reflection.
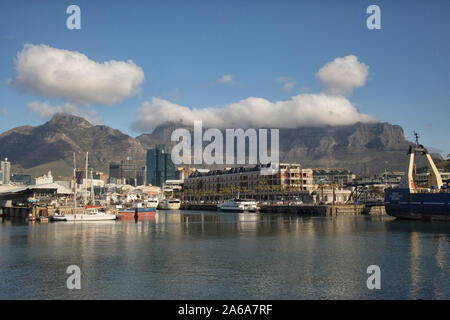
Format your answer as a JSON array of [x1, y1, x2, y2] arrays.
[[0, 212, 449, 299]]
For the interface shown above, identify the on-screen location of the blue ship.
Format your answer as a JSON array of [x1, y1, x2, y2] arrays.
[[385, 133, 450, 221]]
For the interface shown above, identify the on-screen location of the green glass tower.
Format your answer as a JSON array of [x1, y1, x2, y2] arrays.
[[146, 144, 175, 187]]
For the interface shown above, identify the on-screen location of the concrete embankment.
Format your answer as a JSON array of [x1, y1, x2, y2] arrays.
[[181, 203, 386, 216]]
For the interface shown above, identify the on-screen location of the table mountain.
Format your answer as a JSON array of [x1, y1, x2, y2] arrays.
[[0, 114, 419, 178]]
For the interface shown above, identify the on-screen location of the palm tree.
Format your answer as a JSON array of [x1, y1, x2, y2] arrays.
[[330, 181, 338, 205], [318, 181, 325, 204]]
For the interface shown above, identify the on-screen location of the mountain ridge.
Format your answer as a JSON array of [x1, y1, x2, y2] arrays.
[[0, 114, 419, 177]]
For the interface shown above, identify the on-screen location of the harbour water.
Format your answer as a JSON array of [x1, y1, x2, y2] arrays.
[[0, 211, 449, 300]]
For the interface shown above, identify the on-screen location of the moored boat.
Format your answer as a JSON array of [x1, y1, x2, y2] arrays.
[[385, 133, 450, 221], [117, 207, 157, 220], [157, 198, 181, 210], [218, 199, 259, 212], [51, 208, 117, 221]]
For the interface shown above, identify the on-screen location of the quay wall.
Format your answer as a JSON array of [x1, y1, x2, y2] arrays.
[[180, 203, 386, 216]]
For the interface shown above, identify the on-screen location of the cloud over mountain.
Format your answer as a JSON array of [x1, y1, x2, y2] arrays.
[[10, 44, 145, 105], [132, 55, 376, 132], [132, 94, 376, 132], [27, 101, 102, 124]]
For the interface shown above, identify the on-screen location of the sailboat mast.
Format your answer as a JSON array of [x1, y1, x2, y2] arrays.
[[90, 168, 94, 204], [73, 152, 77, 209], [85, 152, 88, 205]]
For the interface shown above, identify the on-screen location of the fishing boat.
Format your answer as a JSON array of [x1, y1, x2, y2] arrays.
[[218, 199, 259, 212], [385, 133, 450, 221]]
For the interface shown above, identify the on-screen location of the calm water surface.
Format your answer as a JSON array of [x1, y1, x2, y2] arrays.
[[0, 211, 449, 299]]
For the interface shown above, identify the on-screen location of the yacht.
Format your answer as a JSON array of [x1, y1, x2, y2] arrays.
[[51, 208, 117, 222], [146, 198, 159, 208], [158, 198, 181, 210], [218, 199, 259, 212]]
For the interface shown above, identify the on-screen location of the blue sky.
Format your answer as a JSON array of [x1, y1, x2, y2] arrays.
[[1, 0, 450, 154]]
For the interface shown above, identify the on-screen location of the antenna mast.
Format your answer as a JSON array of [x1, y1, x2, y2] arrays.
[[414, 131, 420, 146]]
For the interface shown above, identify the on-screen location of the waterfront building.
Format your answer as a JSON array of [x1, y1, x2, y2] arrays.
[[1, 158, 11, 185], [175, 166, 198, 183], [355, 171, 405, 186], [146, 145, 175, 187], [313, 168, 357, 187], [184, 163, 313, 197]]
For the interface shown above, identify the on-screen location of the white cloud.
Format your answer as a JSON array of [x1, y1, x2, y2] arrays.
[[316, 55, 369, 96], [10, 44, 145, 105], [132, 94, 376, 132], [27, 101, 102, 124], [132, 54, 375, 132], [276, 77, 296, 92], [1, 108, 7, 118], [218, 74, 237, 85]]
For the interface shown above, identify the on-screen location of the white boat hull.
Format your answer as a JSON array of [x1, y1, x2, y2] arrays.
[[51, 212, 116, 221], [158, 199, 181, 210], [218, 199, 259, 212]]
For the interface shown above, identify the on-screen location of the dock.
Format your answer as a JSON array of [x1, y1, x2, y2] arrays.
[[180, 203, 386, 216]]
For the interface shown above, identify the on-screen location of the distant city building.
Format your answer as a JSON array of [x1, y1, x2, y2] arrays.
[[10, 174, 32, 185], [82, 178, 105, 188], [109, 163, 121, 180], [34, 171, 53, 185], [108, 158, 138, 185], [120, 157, 137, 185], [146, 145, 175, 187], [136, 166, 147, 186], [1, 158, 11, 185]]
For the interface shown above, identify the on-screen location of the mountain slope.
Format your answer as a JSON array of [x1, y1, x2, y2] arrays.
[[0, 114, 145, 177], [0, 114, 419, 177], [137, 121, 413, 173]]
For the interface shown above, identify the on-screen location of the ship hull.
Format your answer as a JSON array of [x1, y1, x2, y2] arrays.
[[385, 188, 450, 221], [118, 208, 156, 220]]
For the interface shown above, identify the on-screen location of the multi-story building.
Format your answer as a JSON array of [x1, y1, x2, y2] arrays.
[[146, 145, 175, 187], [1, 158, 11, 185], [184, 163, 313, 194], [108, 158, 138, 185], [313, 168, 356, 187], [136, 166, 147, 186]]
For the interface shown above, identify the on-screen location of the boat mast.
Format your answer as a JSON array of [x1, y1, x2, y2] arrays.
[[84, 152, 89, 205], [73, 152, 77, 209], [90, 168, 94, 204]]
